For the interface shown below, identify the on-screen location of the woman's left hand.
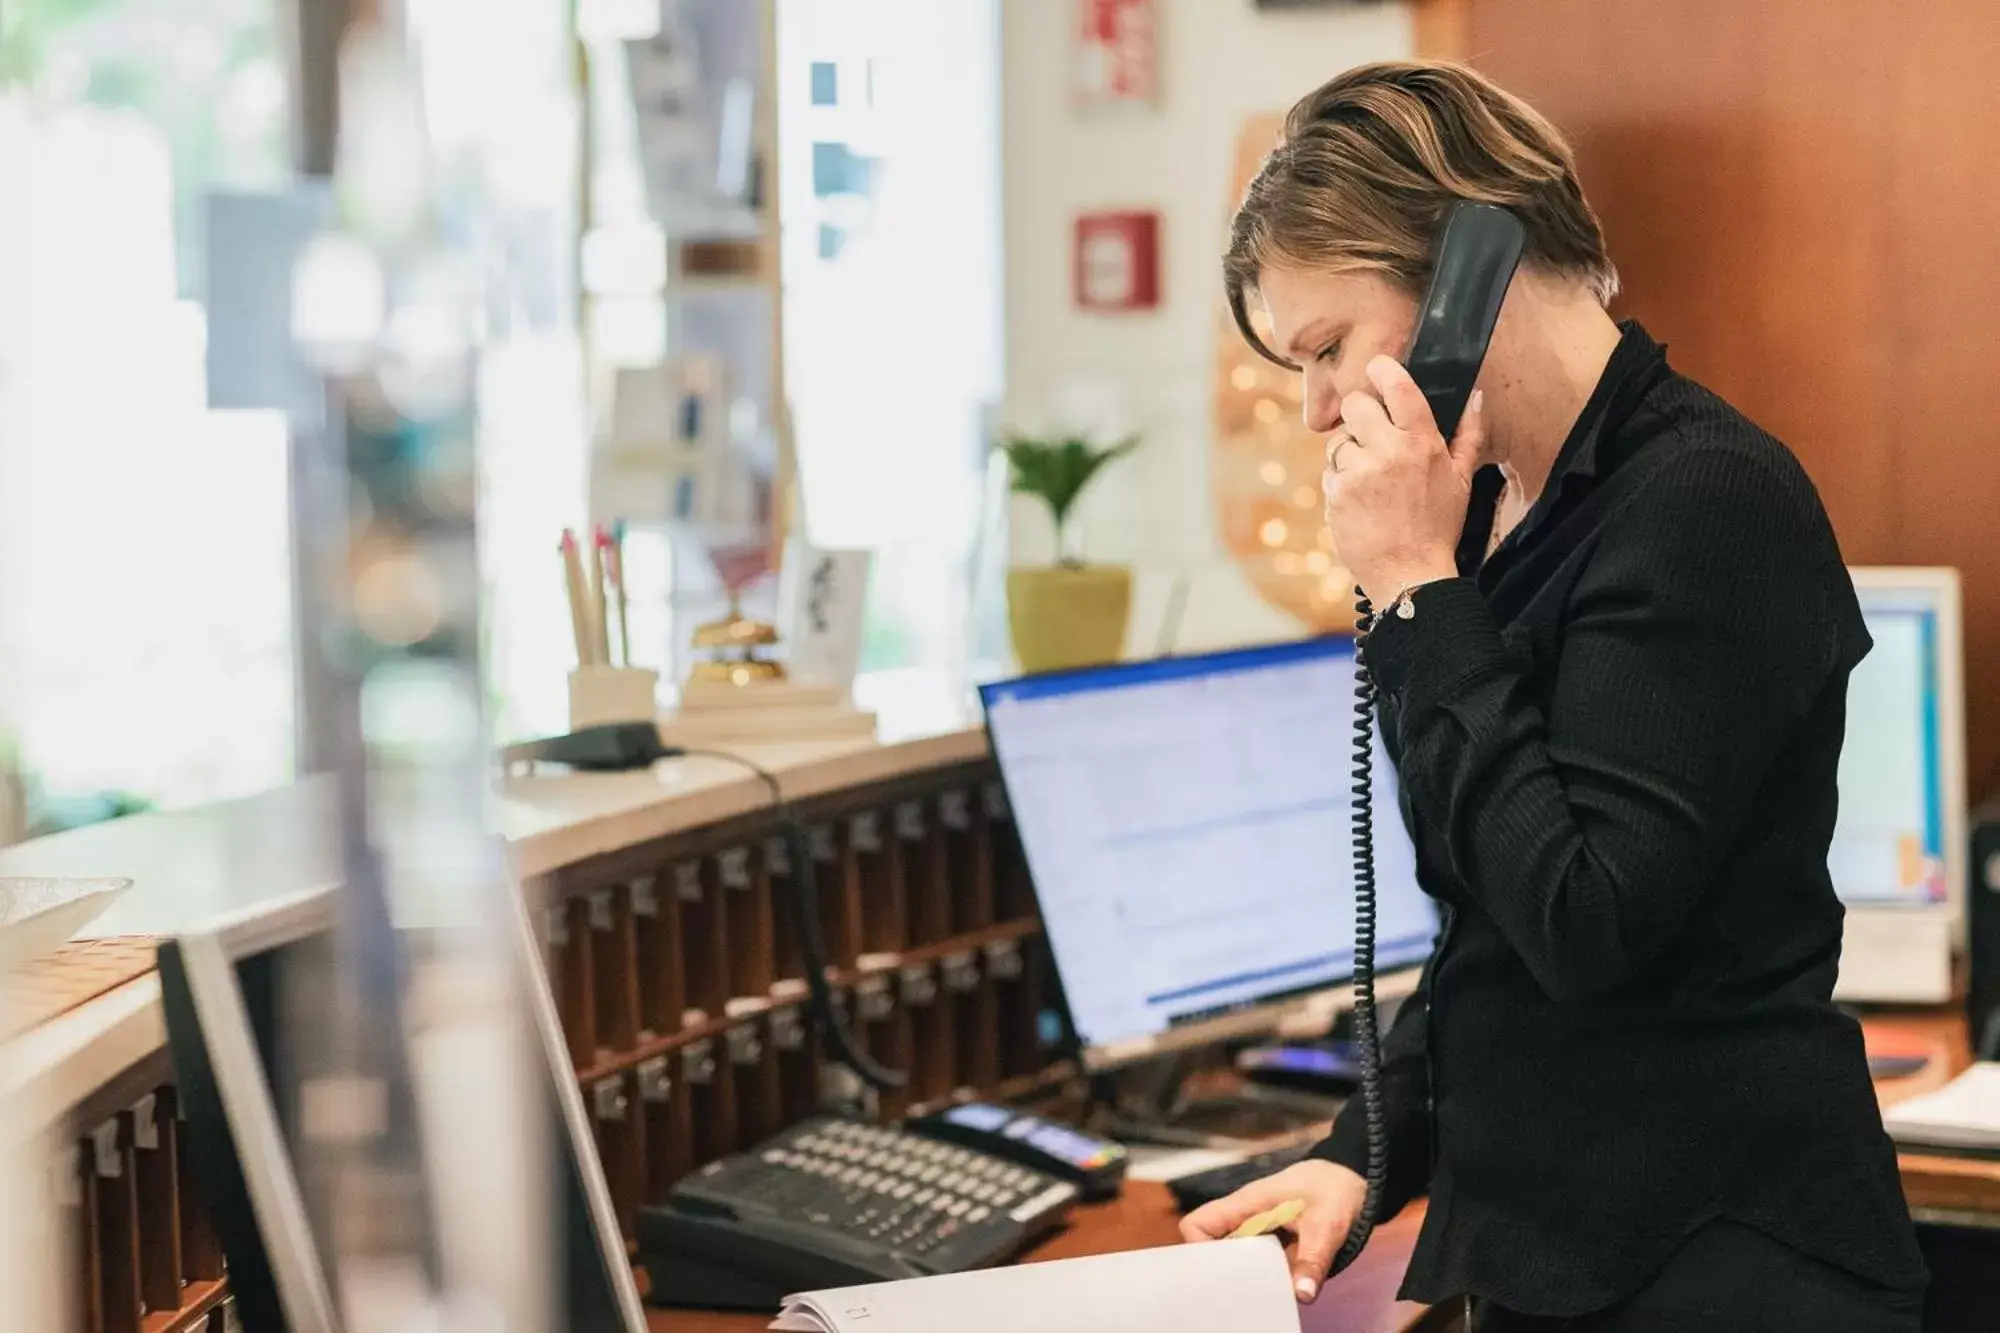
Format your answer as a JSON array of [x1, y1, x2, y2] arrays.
[[1321, 356, 1485, 608]]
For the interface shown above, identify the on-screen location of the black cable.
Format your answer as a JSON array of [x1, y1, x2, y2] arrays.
[[1331, 594, 1387, 1276], [670, 746, 907, 1092]]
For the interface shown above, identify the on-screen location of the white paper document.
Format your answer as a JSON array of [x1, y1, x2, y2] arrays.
[[768, 1236, 1301, 1333], [1882, 1061, 2000, 1152]]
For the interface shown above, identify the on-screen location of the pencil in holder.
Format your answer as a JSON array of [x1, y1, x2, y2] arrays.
[[568, 664, 660, 732]]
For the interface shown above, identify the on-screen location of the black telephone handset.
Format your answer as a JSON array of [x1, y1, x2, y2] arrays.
[[1334, 202, 1525, 1276]]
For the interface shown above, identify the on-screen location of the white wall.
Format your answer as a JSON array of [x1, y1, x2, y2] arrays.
[[1001, 0, 1410, 653]]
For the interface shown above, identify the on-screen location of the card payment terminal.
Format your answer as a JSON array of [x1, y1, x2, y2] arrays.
[[907, 1103, 1129, 1201]]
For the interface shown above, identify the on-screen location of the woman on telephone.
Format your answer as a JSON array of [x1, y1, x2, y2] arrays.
[[1179, 62, 1926, 1331]]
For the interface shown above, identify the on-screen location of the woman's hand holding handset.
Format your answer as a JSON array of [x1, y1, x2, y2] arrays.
[[1177, 1159, 1369, 1305], [1321, 354, 1487, 609]]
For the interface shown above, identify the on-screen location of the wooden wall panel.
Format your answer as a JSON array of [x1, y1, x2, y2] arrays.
[[1411, 0, 1469, 62], [1444, 0, 2000, 790], [1882, 5, 2000, 796]]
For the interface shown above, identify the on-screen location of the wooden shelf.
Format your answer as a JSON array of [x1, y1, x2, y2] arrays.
[[571, 916, 1045, 1086], [142, 1279, 228, 1333]]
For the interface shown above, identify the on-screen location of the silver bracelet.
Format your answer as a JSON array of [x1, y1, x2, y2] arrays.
[[1385, 577, 1449, 621]]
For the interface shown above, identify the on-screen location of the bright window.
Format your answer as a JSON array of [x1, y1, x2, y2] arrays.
[[0, 0, 295, 813], [776, 0, 1005, 686]]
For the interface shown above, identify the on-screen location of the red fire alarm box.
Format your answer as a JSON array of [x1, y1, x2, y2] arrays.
[[1074, 0, 1158, 105], [1074, 211, 1160, 311]]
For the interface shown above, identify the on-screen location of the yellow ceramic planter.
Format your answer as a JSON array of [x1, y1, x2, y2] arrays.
[[1006, 565, 1132, 673]]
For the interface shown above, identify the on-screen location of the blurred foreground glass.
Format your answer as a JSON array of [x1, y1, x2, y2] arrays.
[[284, 4, 548, 1326]]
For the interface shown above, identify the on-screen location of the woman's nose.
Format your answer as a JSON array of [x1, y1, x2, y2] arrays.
[[1302, 368, 1342, 435]]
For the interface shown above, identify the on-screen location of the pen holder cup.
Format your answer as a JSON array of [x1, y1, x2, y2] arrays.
[[569, 666, 661, 732]]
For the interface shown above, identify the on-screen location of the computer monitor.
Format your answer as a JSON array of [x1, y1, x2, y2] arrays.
[[979, 637, 1437, 1071], [1833, 567, 1968, 1004], [159, 883, 646, 1331]]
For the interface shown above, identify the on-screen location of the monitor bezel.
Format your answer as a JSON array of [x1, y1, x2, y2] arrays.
[[1846, 565, 1969, 941], [167, 880, 647, 1332], [166, 884, 344, 1333], [977, 634, 1435, 1073]]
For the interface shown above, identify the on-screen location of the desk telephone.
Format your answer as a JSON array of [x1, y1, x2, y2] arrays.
[[639, 1115, 1080, 1311]]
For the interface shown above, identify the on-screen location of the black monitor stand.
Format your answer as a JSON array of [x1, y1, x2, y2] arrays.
[[1085, 1047, 1344, 1150], [1079, 997, 1424, 1149]]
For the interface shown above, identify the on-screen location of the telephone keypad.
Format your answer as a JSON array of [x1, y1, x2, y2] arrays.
[[665, 1115, 1080, 1280]]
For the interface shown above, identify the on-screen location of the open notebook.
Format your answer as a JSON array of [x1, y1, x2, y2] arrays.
[[769, 1237, 1301, 1333]]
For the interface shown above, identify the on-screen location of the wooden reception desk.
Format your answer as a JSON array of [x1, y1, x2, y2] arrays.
[[3, 713, 1993, 1332]]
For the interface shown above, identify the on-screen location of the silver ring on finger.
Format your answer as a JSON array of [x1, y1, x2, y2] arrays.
[[1328, 432, 1356, 474]]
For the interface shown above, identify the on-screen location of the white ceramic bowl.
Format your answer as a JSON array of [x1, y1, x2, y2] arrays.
[[0, 877, 134, 968]]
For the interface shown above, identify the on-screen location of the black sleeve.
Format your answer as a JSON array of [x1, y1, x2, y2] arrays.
[[1359, 446, 1853, 1003], [1308, 964, 1433, 1218]]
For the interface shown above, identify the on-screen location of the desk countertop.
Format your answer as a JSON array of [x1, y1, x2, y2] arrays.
[[641, 1016, 1999, 1333], [0, 726, 989, 940], [7, 1003, 1971, 1333], [0, 723, 989, 1132], [1867, 1009, 2000, 1219]]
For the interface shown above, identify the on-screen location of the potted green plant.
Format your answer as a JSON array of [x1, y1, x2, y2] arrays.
[[998, 432, 1139, 672]]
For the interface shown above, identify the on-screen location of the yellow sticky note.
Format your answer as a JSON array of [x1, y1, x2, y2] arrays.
[[1230, 1198, 1306, 1239]]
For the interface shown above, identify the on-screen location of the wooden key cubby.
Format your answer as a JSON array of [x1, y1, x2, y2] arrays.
[[55, 1080, 231, 1333]]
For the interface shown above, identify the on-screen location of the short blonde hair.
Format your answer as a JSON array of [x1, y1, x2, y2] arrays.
[[1225, 61, 1618, 368]]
